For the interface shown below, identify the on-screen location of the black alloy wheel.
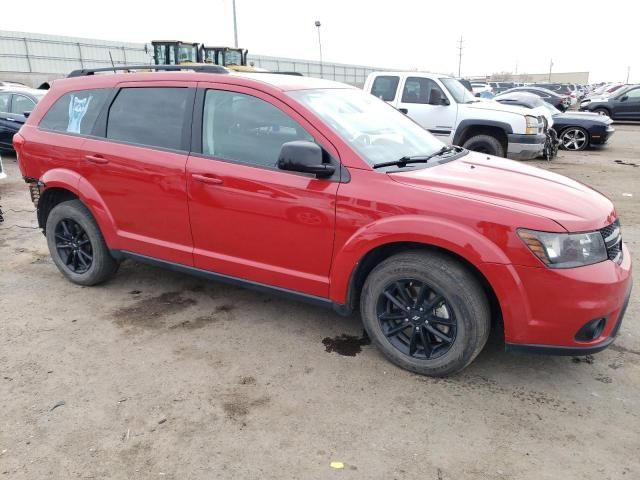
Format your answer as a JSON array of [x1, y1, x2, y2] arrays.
[[54, 218, 94, 274], [377, 279, 457, 360]]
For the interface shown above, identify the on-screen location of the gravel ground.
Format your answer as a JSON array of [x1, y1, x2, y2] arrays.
[[1, 125, 639, 480]]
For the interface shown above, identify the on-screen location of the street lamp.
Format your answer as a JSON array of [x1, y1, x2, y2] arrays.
[[315, 20, 323, 79]]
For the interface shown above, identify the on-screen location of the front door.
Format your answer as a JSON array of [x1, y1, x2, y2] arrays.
[[186, 84, 340, 297], [396, 77, 457, 143], [614, 87, 640, 120]]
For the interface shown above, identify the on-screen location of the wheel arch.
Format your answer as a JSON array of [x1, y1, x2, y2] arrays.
[[454, 121, 510, 154], [37, 168, 117, 245]]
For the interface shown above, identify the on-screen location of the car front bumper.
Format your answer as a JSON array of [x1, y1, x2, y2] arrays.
[[506, 133, 546, 160], [591, 126, 615, 145], [483, 242, 632, 354]]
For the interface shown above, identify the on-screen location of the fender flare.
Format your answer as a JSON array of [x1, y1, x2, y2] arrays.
[[453, 119, 513, 146], [329, 215, 511, 305], [39, 168, 118, 246]]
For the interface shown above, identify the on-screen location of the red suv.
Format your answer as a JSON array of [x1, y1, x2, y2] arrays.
[[13, 66, 632, 376]]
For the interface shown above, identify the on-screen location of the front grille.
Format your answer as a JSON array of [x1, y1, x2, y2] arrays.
[[599, 219, 622, 263]]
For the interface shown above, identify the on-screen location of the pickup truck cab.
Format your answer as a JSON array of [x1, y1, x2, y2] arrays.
[[365, 72, 548, 160]]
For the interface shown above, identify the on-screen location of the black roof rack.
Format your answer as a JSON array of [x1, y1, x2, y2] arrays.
[[67, 64, 228, 78]]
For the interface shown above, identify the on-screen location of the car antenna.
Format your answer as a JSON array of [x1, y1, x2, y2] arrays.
[[108, 51, 117, 73]]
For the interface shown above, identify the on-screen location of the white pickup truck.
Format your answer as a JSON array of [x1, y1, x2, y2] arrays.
[[364, 72, 550, 160]]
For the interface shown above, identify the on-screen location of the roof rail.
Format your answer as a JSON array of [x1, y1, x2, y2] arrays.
[[67, 64, 228, 78]]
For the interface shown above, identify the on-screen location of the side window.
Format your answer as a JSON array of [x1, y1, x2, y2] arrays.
[[202, 89, 313, 169], [624, 88, 640, 99], [370, 76, 399, 101], [11, 95, 35, 115], [40, 88, 110, 135], [0, 93, 10, 112], [401, 77, 441, 104], [107, 87, 189, 150]]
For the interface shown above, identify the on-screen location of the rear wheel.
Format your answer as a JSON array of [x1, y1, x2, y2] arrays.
[[560, 127, 589, 151], [360, 251, 490, 376], [46, 199, 118, 285], [462, 134, 505, 157]]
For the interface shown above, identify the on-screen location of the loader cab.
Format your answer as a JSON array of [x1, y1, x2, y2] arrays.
[[201, 46, 248, 67], [152, 40, 199, 65]]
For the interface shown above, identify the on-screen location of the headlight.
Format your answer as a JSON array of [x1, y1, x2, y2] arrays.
[[518, 229, 607, 268], [525, 115, 540, 135]]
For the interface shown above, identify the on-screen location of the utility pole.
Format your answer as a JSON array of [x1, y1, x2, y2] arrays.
[[626, 65, 630, 83], [315, 20, 323, 79], [232, 0, 238, 48], [548, 58, 553, 82], [457, 36, 464, 78]]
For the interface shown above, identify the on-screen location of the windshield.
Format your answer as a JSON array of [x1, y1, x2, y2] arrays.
[[440, 78, 476, 103], [289, 88, 445, 167]]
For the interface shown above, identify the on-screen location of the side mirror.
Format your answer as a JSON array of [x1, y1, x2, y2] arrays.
[[619, 95, 628, 102], [277, 141, 335, 178], [23, 111, 31, 118], [429, 89, 449, 106]]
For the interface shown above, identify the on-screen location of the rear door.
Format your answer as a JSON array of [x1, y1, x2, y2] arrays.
[[186, 83, 340, 297], [368, 74, 401, 105], [395, 76, 456, 142], [80, 82, 195, 265]]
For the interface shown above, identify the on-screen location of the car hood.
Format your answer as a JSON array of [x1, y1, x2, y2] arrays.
[[390, 152, 616, 232], [555, 111, 612, 124], [465, 100, 531, 116]]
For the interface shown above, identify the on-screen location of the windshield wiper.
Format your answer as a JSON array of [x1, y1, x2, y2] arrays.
[[372, 146, 459, 169]]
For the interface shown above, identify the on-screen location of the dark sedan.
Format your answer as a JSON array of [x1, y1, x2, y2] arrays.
[[579, 85, 640, 120], [499, 86, 568, 111], [495, 92, 614, 151], [0, 87, 46, 151]]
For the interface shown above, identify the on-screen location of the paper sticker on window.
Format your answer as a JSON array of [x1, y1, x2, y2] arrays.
[[67, 94, 93, 133]]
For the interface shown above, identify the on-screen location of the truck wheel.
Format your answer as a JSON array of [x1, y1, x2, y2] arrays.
[[46, 199, 118, 286], [360, 251, 490, 377], [462, 134, 505, 157]]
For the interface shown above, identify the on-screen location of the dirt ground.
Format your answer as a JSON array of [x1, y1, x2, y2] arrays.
[[1, 126, 639, 480]]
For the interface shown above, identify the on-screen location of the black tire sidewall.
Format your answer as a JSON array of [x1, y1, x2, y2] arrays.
[[46, 200, 116, 286], [360, 252, 489, 376], [462, 134, 504, 157]]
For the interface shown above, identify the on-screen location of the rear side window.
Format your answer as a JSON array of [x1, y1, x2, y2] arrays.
[[370, 76, 399, 101], [0, 93, 10, 112], [40, 88, 110, 135], [106, 87, 189, 151]]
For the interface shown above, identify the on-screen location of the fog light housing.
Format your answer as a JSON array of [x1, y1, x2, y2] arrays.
[[575, 317, 607, 342]]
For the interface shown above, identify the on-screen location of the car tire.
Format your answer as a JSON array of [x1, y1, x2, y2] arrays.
[[46, 199, 118, 286], [559, 127, 589, 151], [593, 108, 610, 118], [462, 134, 505, 157], [360, 250, 490, 377]]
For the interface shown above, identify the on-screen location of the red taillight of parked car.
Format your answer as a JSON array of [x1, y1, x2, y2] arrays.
[[12, 133, 25, 175]]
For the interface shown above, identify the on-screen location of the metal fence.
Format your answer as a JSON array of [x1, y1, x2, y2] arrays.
[[0, 30, 387, 87]]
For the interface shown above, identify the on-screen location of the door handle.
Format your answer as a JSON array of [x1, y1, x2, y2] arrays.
[[85, 154, 109, 164], [399, 108, 408, 114], [4, 117, 17, 122], [192, 173, 223, 185]]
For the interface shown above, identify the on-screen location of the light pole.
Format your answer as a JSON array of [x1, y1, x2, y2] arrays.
[[315, 20, 323, 79], [457, 36, 464, 78], [548, 58, 553, 82], [232, 0, 238, 48]]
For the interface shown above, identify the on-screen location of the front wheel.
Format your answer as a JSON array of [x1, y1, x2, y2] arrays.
[[360, 251, 490, 377], [462, 134, 505, 157], [46, 199, 118, 286], [593, 108, 610, 118]]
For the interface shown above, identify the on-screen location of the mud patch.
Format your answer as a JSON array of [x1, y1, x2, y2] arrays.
[[215, 304, 236, 313], [169, 315, 220, 330], [239, 375, 256, 385], [610, 344, 640, 356], [113, 291, 197, 329], [322, 331, 371, 357], [223, 394, 270, 421], [614, 159, 639, 167], [595, 375, 612, 384]]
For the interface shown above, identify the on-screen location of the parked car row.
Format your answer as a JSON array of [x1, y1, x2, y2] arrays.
[[0, 85, 46, 152], [579, 84, 640, 120]]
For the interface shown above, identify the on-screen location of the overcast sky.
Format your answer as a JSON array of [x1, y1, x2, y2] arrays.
[[5, 0, 636, 83]]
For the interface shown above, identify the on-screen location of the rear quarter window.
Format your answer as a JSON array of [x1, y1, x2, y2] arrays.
[[370, 76, 399, 101], [39, 88, 110, 135]]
